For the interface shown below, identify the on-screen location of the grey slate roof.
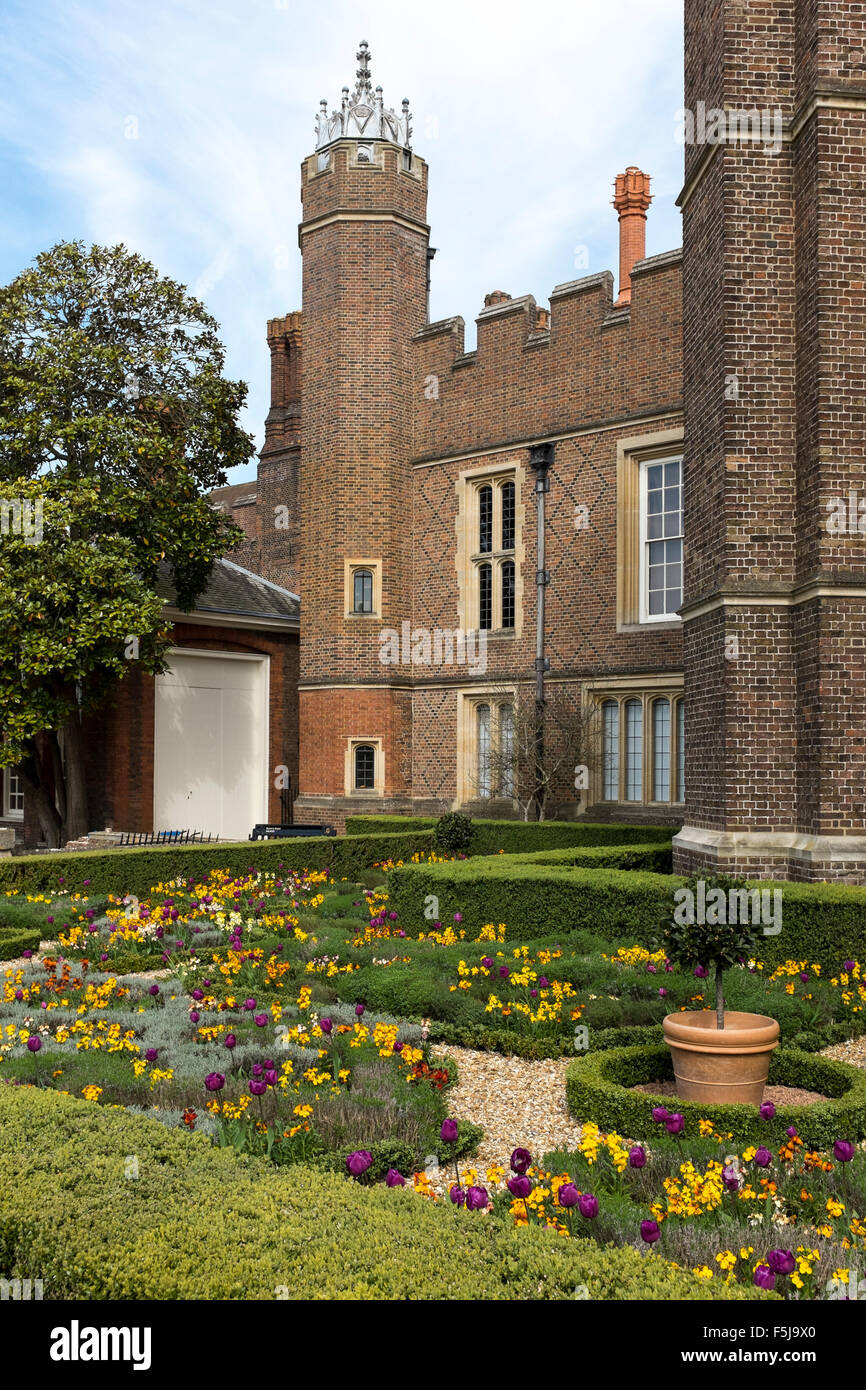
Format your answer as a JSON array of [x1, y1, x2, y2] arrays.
[[156, 558, 299, 622]]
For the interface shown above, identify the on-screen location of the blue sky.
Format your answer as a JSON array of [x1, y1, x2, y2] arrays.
[[0, 0, 684, 482]]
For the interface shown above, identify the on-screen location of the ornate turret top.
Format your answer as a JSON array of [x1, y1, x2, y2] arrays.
[[315, 41, 411, 150]]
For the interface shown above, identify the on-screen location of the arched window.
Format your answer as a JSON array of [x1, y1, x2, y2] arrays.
[[353, 744, 375, 791], [677, 699, 685, 802], [352, 569, 373, 614], [499, 703, 514, 797], [478, 485, 493, 553], [478, 563, 492, 630], [476, 704, 491, 798], [652, 698, 671, 801], [501, 561, 515, 630], [625, 699, 643, 801], [602, 700, 619, 800], [501, 480, 515, 551]]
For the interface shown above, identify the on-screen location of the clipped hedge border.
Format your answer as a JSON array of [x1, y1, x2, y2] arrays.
[[0, 928, 42, 962], [388, 858, 865, 968], [0, 1087, 765, 1301], [0, 830, 435, 898], [566, 1044, 866, 1147], [345, 815, 676, 855], [425, 1021, 664, 1060]]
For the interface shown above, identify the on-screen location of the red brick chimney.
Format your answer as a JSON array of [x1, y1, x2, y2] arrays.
[[613, 168, 652, 307], [483, 290, 512, 309]]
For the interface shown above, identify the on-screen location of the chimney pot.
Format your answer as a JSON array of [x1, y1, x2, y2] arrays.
[[483, 290, 512, 309], [613, 167, 652, 307]]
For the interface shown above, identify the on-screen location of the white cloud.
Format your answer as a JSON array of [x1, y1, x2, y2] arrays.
[[0, 0, 684, 479]]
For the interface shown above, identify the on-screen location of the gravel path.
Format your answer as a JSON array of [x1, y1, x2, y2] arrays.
[[821, 1036, 866, 1068], [432, 1044, 582, 1170]]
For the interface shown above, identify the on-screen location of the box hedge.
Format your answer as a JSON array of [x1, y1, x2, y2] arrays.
[[345, 815, 676, 855], [388, 858, 866, 968], [0, 830, 434, 899], [0, 1088, 766, 1301], [566, 1043, 866, 1147]]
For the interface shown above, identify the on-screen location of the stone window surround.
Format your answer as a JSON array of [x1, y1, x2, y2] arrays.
[[344, 558, 382, 621], [344, 737, 385, 798], [455, 685, 517, 805], [616, 427, 684, 632], [455, 459, 525, 640], [583, 674, 685, 808]]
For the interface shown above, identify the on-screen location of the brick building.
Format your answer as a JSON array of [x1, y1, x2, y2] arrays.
[[221, 11, 865, 882]]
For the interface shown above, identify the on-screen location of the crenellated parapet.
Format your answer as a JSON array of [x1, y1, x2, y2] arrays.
[[411, 249, 682, 461]]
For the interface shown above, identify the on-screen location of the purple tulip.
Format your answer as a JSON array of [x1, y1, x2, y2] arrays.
[[665, 1113, 685, 1135], [507, 1175, 531, 1199], [510, 1147, 532, 1175], [640, 1220, 661, 1244], [191, 988, 204, 1001], [767, 1249, 795, 1276], [346, 1150, 373, 1178], [242, 998, 256, 1011], [753, 1265, 776, 1290], [578, 1193, 599, 1219], [759, 1101, 776, 1119], [393, 1041, 403, 1053], [481, 957, 493, 969], [252, 1063, 263, 1076], [189, 1010, 200, 1023], [249, 1079, 267, 1096], [453, 913, 462, 923], [646, 962, 657, 974], [204, 1073, 225, 1091], [694, 964, 709, 979], [658, 987, 668, 997], [440, 1118, 458, 1144], [386, 1168, 406, 1187], [144, 1048, 158, 1063], [21, 949, 33, 959], [834, 1140, 856, 1163], [26, 1036, 42, 1053], [499, 965, 510, 978], [224, 1033, 237, 1049], [465, 1185, 488, 1211], [723, 1165, 741, 1192], [538, 976, 549, 988], [557, 1183, 579, 1209], [843, 960, 855, 973], [100, 954, 109, 963], [320, 1018, 333, 1034], [355, 1003, 365, 1018], [264, 1069, 279, 1086], [14, 990, 22, 1001], [651, 1107, 670, 1123], [149, 984, 160, 997], [254, 1013, 268, 1027], [628, 1145, 646, 1169], [754, 1147, 772, 1168], [786, 1125, 798, 1139], [450, 1184, 465, 1206]]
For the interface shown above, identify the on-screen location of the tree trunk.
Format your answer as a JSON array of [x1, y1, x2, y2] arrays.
[[59, 716, 89, 842], [715, 965, 725, 1030], [17, 751, 62, 847]]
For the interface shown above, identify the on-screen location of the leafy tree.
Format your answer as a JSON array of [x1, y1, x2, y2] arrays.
[[655, 874, 765, 1028], [0, 241, 254, 844]]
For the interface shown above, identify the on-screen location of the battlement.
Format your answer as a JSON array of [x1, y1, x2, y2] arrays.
[[411, 248, 682, 460], [267, 311, 302, 343]]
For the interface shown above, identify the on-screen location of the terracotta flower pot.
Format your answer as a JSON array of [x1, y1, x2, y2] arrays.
[[663, 1011, 781, 1105]]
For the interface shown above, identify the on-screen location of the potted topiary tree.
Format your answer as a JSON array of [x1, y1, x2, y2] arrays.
[[656, 874, 780, 1105]]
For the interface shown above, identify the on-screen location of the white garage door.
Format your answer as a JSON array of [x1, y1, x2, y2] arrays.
[[153, 650, 269, 841]]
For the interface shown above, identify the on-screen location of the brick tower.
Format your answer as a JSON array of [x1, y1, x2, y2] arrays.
[[675, 0, 866, 880], [293, 41, 430, 827]]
